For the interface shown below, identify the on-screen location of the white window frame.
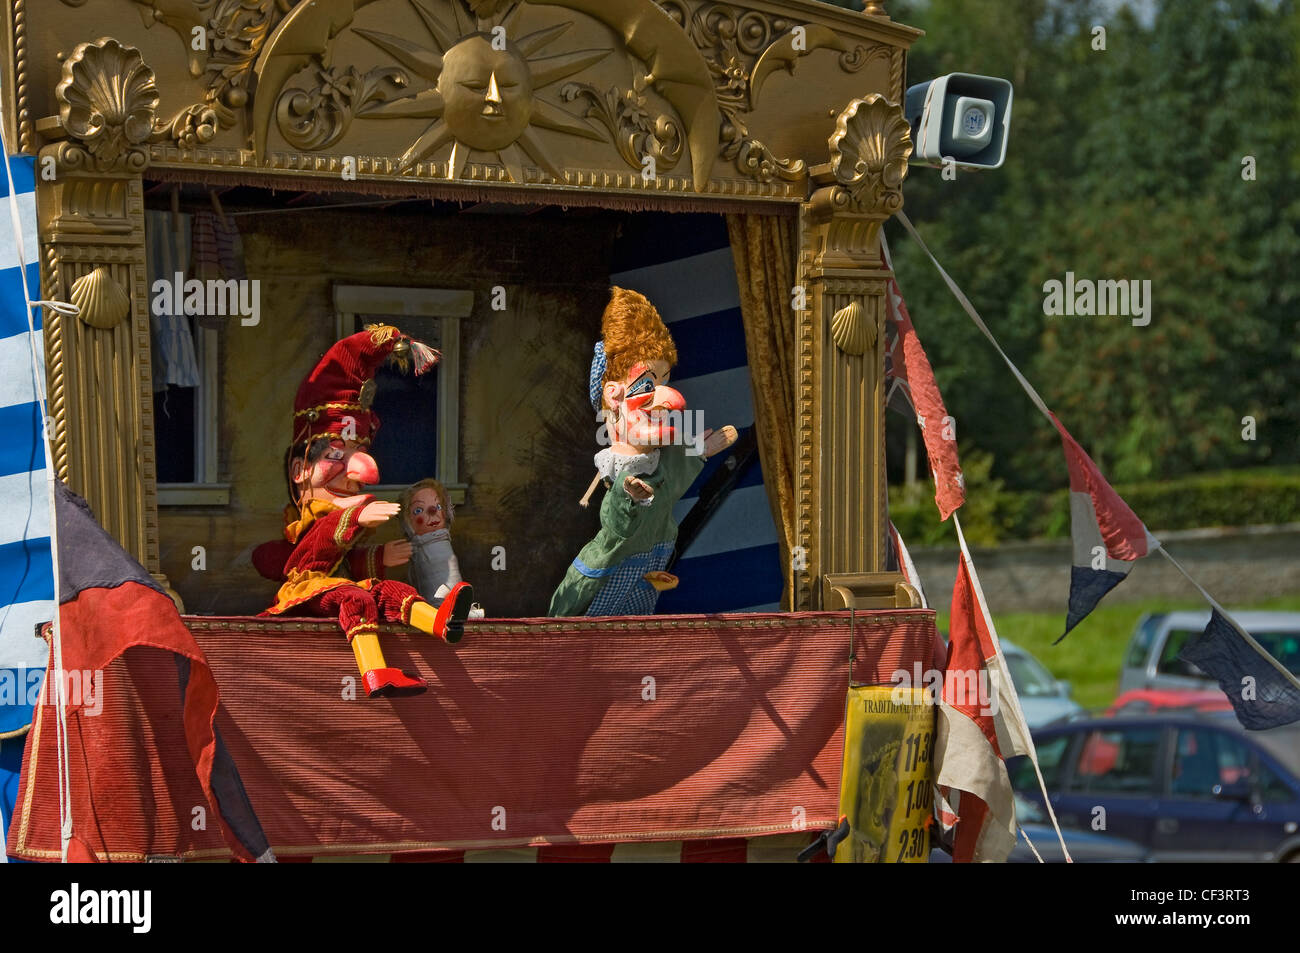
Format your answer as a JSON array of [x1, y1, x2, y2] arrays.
[[333, 284, 472, 503]]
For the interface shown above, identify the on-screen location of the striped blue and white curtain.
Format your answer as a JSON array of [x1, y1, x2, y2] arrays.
[[0, 155, 52, 852], [608, 213, 783, 613]]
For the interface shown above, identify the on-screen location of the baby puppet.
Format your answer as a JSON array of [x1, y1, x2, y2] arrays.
[[400, 479, 484, 618], [548, 287, 737, 617]]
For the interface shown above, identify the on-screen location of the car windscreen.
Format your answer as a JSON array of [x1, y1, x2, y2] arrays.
[[1159, 628, 1300, 678], [1005, 653, 1059, 697], [1248, 632, 1300, 676], [1124, 614, 1163, 668], [1071, 727, 1162, 795], [1157, 630, 1206, 677]]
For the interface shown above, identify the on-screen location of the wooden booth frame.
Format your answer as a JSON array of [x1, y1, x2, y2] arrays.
[[2, 0, 922, 611]]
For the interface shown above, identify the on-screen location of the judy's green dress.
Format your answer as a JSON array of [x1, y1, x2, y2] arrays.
[[548, 445, 704, 617]]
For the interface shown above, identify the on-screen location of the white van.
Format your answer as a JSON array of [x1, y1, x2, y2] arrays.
[[1117, 611, 1300, 695]]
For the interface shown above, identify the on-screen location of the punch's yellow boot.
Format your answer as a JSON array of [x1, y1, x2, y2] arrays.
[[350, 629, 426, 698], [407, 583, 475, 645]]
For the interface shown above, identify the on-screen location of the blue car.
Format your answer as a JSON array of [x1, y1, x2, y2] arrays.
[[1009, 711, 1300, 862], [929, 794, 1150, 862]]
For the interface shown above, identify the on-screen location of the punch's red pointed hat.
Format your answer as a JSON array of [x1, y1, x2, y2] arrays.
[[292, 324, 438, 446]]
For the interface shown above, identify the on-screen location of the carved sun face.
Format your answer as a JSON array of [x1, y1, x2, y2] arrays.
[[439, 36, 534, 150], [357, 2, 608, 183]]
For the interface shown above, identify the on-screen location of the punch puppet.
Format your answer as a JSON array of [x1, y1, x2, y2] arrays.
[[549, 288, 737, 617], [253, 326, 475, 698]]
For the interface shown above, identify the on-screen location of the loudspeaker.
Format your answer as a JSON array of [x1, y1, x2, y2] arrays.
[[904, 73, 1013, 170]]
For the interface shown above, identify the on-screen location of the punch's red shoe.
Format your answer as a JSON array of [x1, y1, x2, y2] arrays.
[[363, 668, 428, 698], [433, 582, 475, 645]]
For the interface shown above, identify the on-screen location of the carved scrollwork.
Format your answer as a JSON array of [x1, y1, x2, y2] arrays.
[[150, 102, 220, 149], [204, 0, 289, 127], [828, 94, 912, 215], [56, 38, 158, 171], [276, 65, 409, 153], [560, 79, 683, 173], [132, 0, 211, 77], [104, 0, 290, 149], [655, 1, 894, 184], [661, 2, 804, 183]]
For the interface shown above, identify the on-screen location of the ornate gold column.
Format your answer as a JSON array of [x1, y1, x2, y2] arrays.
[[798, 94, 918, 610], [36, 38, 169, 592]]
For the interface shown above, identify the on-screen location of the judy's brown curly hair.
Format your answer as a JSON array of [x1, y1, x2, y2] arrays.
[[399, 478, 454, 536], [601, 287, 677, 392]]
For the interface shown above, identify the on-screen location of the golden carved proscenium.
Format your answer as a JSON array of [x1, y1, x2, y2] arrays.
[[20, 1, 925, 618], [351, 5, 612, 181], [56, 38, 159, 170], [247, 0, 722, 190], [41, 0, 917, 200], [828, 93, 911, 216]]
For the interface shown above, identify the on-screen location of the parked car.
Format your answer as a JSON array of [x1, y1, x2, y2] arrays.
[[928, 794, 1149, 862], [1118, 610, 1300, 696], [1002, 640, 1083, 729], [1108, 688, 1231, 716], [1009, 794, 1150, 862], [1010, 710, 1300, 861]]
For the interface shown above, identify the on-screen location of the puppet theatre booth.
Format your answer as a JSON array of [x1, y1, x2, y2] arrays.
[[2, 0, 949, 863]]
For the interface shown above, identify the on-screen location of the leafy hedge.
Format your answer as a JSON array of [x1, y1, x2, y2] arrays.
[[891, 466, 1300, 548]]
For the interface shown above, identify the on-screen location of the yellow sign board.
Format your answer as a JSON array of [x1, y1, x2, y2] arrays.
[[835, 686, 935, 863]]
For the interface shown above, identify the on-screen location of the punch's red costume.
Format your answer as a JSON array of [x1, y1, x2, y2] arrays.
[[257, 496, 423, 641], [254, 326, 472, 698]]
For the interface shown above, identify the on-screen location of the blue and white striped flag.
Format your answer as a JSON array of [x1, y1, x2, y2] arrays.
[[0, 155, 52, 855], [0, 155, 50, 722]]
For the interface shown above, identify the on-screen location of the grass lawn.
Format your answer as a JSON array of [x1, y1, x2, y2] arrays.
[[934, 594, 1300, 711]]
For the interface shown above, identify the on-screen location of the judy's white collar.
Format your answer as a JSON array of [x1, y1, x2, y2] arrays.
[[594, 447, 660, 484]]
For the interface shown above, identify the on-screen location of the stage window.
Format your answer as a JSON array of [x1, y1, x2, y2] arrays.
[[334, 285, 471, 502], [146, 210, 228, 506]]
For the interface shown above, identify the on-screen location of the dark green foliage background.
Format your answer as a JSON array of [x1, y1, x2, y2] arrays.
[[881, 0, 1299, 513]]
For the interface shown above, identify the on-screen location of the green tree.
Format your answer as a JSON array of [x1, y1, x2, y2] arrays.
[[886, 0, 1298, 499]]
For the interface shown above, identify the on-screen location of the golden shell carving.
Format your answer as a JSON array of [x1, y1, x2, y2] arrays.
[[829, 94, 912, 214], [56, 38, 159, 164], [830, 301, 875, 355], [70, 267, 131, 329]]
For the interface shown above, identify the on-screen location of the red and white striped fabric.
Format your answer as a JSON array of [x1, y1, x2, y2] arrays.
[[264, 834, 828, 864], [933, 519, 1036, 863]]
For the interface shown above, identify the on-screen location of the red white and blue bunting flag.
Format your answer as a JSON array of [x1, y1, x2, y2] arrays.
[[881, 236, 966, 520], [894, 210, 1297, 730], [1052, 413, 1160, 642]]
